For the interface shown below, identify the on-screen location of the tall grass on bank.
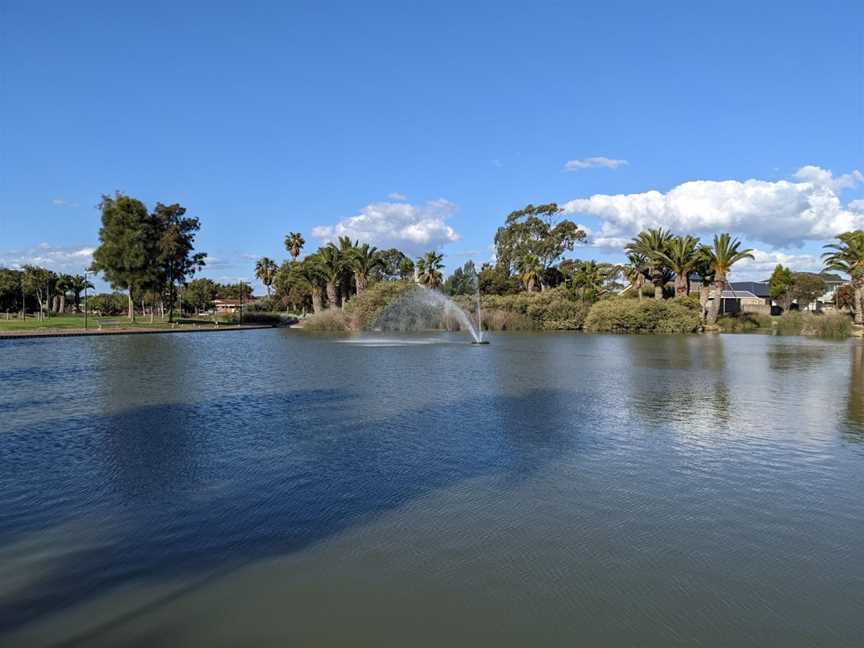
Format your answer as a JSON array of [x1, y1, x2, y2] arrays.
[[777, 311, 852, 338], [718, 310, 853, 338], [717, 312, 773, 332], [300, 309, 351, 331]]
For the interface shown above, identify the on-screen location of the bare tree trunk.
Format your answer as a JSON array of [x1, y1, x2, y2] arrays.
[[326, 282, 339, 309], [312, 287, 323, 313], [651, 268, 664, 300], [675, 275, 687, 298], [128, 292, 135, 322], [58, 294, 66, 313], [855, 281, 864, 325], [355, 273, 366, 295], [700, 283, 710, 322], [707, 275, 725, 325], [636, 276, 643, 300]]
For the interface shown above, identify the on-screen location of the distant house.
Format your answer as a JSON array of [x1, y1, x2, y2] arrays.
[[213, 298, 247, 314], [691, 280, 771, 315], [728, 281, 771, 304], [717, 290, 768, 315], [799, 272, 845, 311]]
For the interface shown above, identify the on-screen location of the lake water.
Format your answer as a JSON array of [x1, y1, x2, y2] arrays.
[[2, 330, 864, 646]]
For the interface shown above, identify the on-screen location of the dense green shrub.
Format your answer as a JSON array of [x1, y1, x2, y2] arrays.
[[344, 281, 414, 329], [458, 286, 589, 330], [86, 293, 127, 315], [525, 290, 589, 330], [240, 312, 295, 326], [244, 297, 280, 312], [584, 298, 701, 334]]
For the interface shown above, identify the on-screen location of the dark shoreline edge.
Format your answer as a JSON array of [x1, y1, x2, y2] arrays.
[[0, 324, 275, 340]]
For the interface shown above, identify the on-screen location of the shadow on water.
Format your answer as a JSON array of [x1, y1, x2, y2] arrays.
[[846, 343, 864, 436], [0, 387, 575, 639]]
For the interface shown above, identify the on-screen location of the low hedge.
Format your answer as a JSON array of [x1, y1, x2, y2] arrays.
[[457, 287, 589, 331], [583, 297, 701, 334]]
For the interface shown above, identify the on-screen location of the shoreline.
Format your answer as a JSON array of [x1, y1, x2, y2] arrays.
[[0, 324, 275, 340]]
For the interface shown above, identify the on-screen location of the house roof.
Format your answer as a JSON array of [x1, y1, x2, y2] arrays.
[[719, 290, 761, 300], [728, 282, 769, 298]]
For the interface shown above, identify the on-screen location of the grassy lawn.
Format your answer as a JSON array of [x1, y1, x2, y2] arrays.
[[0, 314, 236, 332]]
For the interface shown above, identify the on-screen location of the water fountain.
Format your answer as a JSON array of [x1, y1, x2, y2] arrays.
[[471, 272, 489, 344], [373, 285, 487, 344]]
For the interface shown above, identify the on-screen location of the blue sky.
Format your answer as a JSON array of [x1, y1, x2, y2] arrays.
[[1, 0, 863, 290]]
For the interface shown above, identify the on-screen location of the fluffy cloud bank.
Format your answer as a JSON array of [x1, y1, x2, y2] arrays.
[[564, 157, 629, 171], [0, 243, 94, 273], [312, 199, 460, 254], [562, 165, 864, 248]]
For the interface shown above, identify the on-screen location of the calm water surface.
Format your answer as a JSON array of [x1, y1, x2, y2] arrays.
[[2, 330, 864, 646]]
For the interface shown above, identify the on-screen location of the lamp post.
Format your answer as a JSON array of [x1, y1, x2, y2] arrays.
[[239, 282, 244, 324]]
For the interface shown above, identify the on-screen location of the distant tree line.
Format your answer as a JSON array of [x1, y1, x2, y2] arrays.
[[0, 267, 93, 318]]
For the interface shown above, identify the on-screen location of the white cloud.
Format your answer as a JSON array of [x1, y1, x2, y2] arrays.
[[51, 198, 79, 207], [0, 244, 95, 273], [312, 198, 461, 254], [562, 165, 864, 248], [793, 165, 864, 191], [387, 192, 407, 201], [730, 249, 824, 281], [849, 199, 864, 213], [564, 157, 629, 171]]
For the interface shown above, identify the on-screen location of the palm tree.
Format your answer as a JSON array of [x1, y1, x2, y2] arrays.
[[516, 253, 542, 292], [68, 274, 94, 313], [823, 231, 864, 324], [255, 257, 278, 297], [692, 246, 715, 322], [337, 236, 358, 301], [704, 233, 754, 325], [348, 243, 383, 295], [571, 260, 614, 302], [316, 244, 344, 308], [656, 235, 700, 297], [625, 228, 674, 300], [295, 256, 326, 313], [623, 252, 649, 300], [284, 232, 305, 261], [416, 251, 444, 289], [55, 274, 73, 313]]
